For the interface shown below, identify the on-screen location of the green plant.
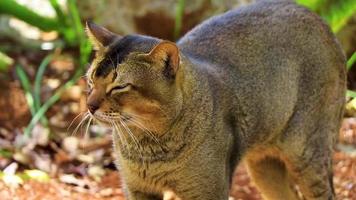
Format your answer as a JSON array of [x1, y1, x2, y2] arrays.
[[0, 0, 76, 45], [15, 54, 53, 129], [0, 51, 13, 71], [15, 65, 36, 117], [347, 52, 356, 70], [21, 0, 91, 137], [346, 52, 356, 98], [296, 0, 356, 33], [174, 0, 186, 40], [0, 0, 60, 31], [7, 0, 91, 137], [0, 149, 12, 158]]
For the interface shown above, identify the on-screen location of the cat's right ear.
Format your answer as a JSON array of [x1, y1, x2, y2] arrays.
[[85, 21, 121, 50]]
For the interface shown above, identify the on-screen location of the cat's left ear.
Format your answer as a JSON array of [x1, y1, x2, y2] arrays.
[[85, 21, 121, 50], [148, 41, 180, 78]]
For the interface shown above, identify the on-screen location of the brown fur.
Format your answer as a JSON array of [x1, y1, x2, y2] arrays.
[[85, 1, 346, 199]]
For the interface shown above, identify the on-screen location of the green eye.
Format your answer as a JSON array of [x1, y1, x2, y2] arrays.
[[109, 83, 131, 95]]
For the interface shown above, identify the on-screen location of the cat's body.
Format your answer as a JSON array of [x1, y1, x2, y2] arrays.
[[85, 1, 346, 200]]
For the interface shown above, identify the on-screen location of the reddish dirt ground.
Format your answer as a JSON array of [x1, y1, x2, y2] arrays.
[[0, 151, 354, 200]]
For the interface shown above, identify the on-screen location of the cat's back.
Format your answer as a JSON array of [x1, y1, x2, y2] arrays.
[[178, 0, 346, 138], [178, 0, 344, 69]]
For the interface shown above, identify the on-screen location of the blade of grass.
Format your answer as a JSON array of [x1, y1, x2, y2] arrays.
[[67, 0, 92, 67], [33, 55, 53, 126], [296, 0, 325, 11], [34, 55, 52, 111], [67, 0, 84, 43], [346, 90, 356, 98], [24, 69, 82, 137], [15, 65, 36, 116], [0, 51, 13, 72], [49, 0, 67, 26], [174, 0, 185, 40], [0, 0, 60, 32], [347, 52, 356, 70], [23, 0, 92, 136], [0, 149, 12, 158], [297, 0, 356, 33], [16, 64, 48, 126], [49, 0, 76, 45], [322, 0, 356, 33]]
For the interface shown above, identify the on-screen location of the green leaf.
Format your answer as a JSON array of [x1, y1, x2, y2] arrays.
[[0, 51, 13, 72], [24, 77, 78, 137], [297, 0, 356, 33], [21, 170, 50, 182], [347, 51, 356, 70], [322, 0, 356, 33], [0, 0, 61, 32], [16, 64, 48, 129], [346, 90, 356, 98], [296, 0, 324, 11], [15, 65, 36, 116], [23, 0, 92, 136], [34, 55, 53, 117], [0, 149, 12, 158], [174, 0, 185, 40]]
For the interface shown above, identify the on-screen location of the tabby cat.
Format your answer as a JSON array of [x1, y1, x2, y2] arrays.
[[85, 0, 346, 199]]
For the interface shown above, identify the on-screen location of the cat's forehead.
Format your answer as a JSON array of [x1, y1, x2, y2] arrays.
[[92, 35, 160, 79]]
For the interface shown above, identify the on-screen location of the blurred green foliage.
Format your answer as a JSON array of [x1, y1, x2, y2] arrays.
[[0, 51, 13, 71], [348, 52, 356, 70], [0, 0, 91, 137], [296, 0, 356, 33], [174, 0, 186, 40]]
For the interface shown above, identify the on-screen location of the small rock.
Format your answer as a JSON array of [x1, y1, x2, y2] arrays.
[[88, 165, 106, 182], [99, 188, 114, 197], [62, 136, 79, 156]]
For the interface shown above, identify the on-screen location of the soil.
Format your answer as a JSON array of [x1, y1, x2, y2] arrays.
[[0, 150, 355, 200]]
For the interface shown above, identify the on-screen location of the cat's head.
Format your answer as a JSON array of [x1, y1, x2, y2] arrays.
[[85, 22, 184, 134]]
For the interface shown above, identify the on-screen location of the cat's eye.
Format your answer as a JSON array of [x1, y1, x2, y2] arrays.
[[108, 83, 131, 95]]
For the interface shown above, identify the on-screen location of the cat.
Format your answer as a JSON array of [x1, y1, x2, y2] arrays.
[[84, 0, 346, 199]]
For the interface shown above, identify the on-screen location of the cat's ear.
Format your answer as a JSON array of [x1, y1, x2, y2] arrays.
[[85, 21, 120, 50], [148, 41, 180, 78]]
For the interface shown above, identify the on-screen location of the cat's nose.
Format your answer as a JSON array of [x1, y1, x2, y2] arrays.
[[87, 102, 99, 114], [87, 88, 103, 114]]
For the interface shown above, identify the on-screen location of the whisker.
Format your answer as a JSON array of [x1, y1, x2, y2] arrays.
[[129, 117, 161, 145], [114, 120, 130, 157], [71, 113, 90, 136], [68, 112, 86, 131], [111, 120, 124, 146], [100, 112, 161, 147], [84, 117, 93, 138], [110, 120, 123, 146], [120, 120, 139, 149], [120, 119, 144, 163], [126, 113, 160, 134]]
